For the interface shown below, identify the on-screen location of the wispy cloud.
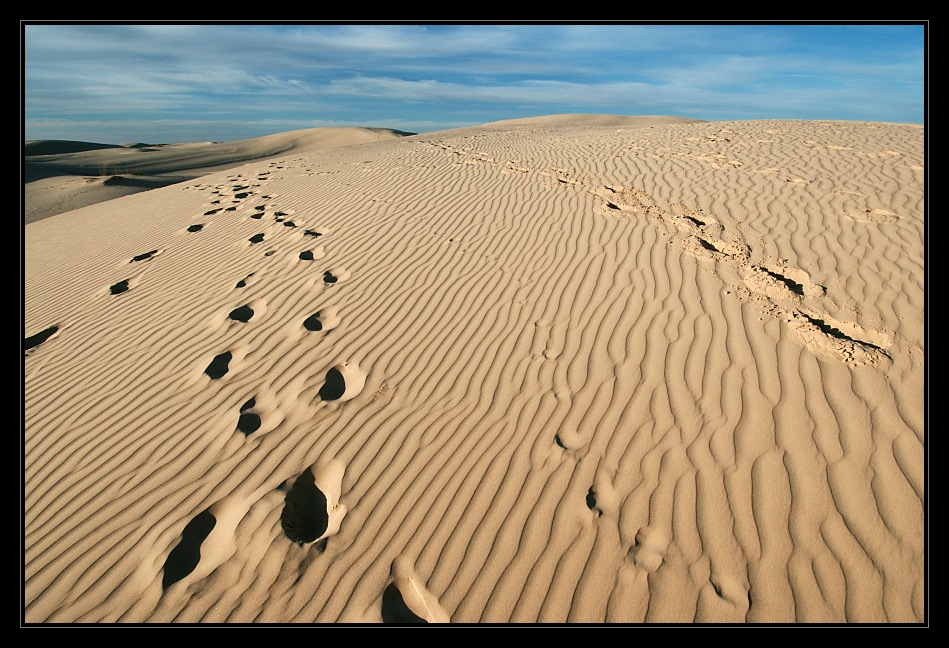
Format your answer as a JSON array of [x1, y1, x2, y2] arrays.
[[23, 22, 926, 143]]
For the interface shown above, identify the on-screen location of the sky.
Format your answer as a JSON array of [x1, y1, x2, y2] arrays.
[[22, 22, 926, 144]]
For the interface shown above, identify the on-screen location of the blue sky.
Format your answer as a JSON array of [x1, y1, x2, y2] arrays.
[[23, 22, 926, 144]]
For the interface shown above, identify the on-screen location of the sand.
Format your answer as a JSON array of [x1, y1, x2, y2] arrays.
[[24, 126, 411, 223], [22, 116, 926, 624]]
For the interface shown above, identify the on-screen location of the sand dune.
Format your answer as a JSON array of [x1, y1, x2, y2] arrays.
[[24, 126, 413, 223], [22, 116, 925, 624]]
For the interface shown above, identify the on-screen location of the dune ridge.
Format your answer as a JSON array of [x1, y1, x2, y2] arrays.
[[23, 116, 925, 624], [24, 126, 413, 223]]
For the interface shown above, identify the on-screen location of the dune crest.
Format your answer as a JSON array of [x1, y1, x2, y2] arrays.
[[24, 126, 413, 223]]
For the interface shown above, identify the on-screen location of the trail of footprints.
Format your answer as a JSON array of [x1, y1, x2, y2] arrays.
[[533, 173, 897, 573], [590, 184, 893, 369], [412, 136, 894, 371], [417, 135, 891, 367], [545, 175, 897, 588], [159, 169, 377, 598], [161, 171, 433, 619], [24, 165, 437, 618]]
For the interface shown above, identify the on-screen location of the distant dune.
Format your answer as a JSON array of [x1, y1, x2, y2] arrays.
[[24, 127, 414, 223], [24, 140, 125, 156], [480, 114, 706, 128], [23, 115, 925, 624]]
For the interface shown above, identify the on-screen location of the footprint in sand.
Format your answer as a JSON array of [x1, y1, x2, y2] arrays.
[[843, 208, 899, 223], [280, 459, 348, 547], [381, 557, 451, 624], [161, 509, 215, 589], [742, 264, 825, 301], [248, 233, 265, 244], [628, 526, 670, 572], [224, 298, 267, 325], [302, 306, 341, 333], [109, 279, 132, 295], [130, 249, 162, 263], [232, 185, 251, 202], [292, 244, 326, 264], [554, 428, 586, 453], [322, 268, 350, 285], [205, 352, 233, 379], [25, 325, 60, 353], [236, 397, 261, 435], [228, 305, 255, 323], [235, 273, 255, 289], [586, 487, 602, 517], [319, 362, 366, 402], [161, 496, 248, 590], [755, 266, 804, 295], [785, 309, 891, 368], [708, 572, 750, 609], [187, 224, 205, 233], [585, 473, 618, 518]]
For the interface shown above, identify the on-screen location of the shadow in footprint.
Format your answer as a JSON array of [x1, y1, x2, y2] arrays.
[[235, 273, 254, 289], [249, 233, 265, 244], [162, 509, 216, 589], [236, 397, 261, 435], [131, 250, 158, 262], [205, 352, 232, 379], [25, 325, 58, 352], [698, 238, 718, 252], [586, 487, 602, 516], [319, 367, 346, 401], [303, 313, 323, 331], [763, 268, 805, 296], [110, 280, 130, 295], [237, 411, 261, 435], [803, 314, 887, 353], [281, 469, 329, 544], [304, 230, 322, 238], [228, 305, 254, 323], [382, 583, 428, 624], [323, 271, 338, 284], [684, 215, 705, 227], [299, 251, 315, 261], [187, 224, 204, 233]]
